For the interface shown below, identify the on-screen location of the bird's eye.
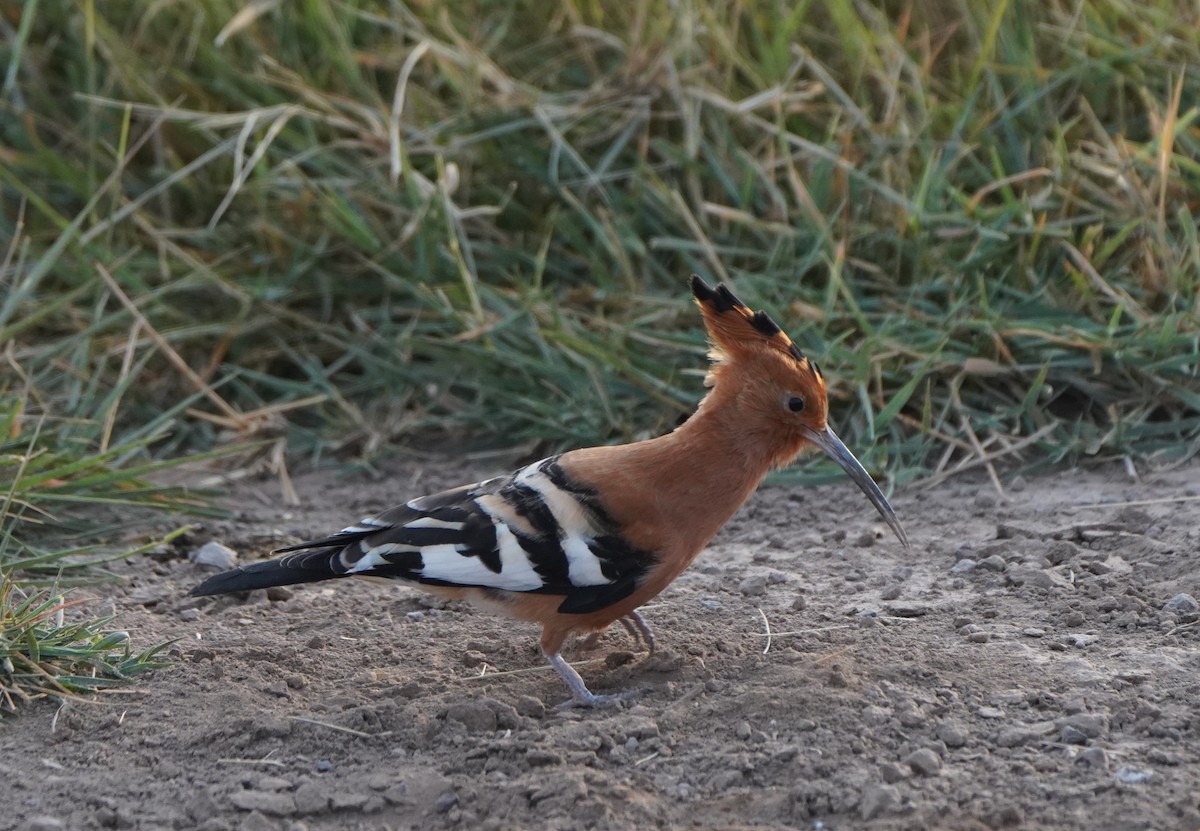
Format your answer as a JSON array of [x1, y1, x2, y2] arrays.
[[786, 396, 805, 413]]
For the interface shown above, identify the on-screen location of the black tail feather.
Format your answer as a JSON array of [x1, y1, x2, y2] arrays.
[[190, 548, 346, 597]]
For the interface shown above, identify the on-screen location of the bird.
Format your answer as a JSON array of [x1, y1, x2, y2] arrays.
[[191, 275, 908, 707]]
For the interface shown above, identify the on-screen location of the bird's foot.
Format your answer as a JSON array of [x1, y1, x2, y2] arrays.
[[546, 651, 651, 710], [555, 686, 653, 710]]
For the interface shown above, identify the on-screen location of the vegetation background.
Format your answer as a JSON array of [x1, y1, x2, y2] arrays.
[[1, 0, 1197, 707]]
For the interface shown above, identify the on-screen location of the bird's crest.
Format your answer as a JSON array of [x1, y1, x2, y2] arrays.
[[689, 274, 822, 380]]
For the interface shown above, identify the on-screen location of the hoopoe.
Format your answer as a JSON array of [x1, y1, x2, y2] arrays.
[[191, 276, 907, 706]]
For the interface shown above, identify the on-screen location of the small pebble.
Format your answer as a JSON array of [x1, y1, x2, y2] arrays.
[[879, 761, 908, 783], [973, 491, 998, 509], [1058, 712, 1108, 739], [976, 706, 1005, 719], [190, 541, 238, 570], [435, 792, 460, 814], [516, 695, 546, 719], [950, 559, 977, 574], [1077, 747, 1108, 767], [936, 721, 969, 748], [20, 818, 66, 831], [904, 748, 942, 776], [1009, 475, 1027, 492], [405, 611, 426, 622], [859, 784, 900, 820], [228, 790, 296, 817], [1023, 628, 1045, 638], [978, 554, 1007, 572], [315, 760, 333, 773], [853, 530, 876, 548], [880, 584, 903, 601], [1115, 767, 1153, 784], [179, 608, 201, 622], [266, 586, 293, 602], [1164, 593, 1199, 615], [1064, 610, 1086, 626], [701, 599, 723, 610], [737, 575, 768, 596]]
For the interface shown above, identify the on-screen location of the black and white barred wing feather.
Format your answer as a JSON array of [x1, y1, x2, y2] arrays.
[[190, 457, 654, 614]]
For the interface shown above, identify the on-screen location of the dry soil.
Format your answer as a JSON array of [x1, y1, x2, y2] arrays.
[[3, 457, 1200, 831]]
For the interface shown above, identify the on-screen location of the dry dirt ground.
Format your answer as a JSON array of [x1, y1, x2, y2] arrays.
[[3, 456, 1200, 831]]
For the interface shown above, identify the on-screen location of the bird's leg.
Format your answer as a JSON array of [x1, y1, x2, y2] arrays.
[[620, 610, 657, 656], [546, 652, 650, 709]]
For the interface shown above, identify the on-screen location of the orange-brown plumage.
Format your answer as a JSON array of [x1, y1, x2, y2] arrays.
[[191, 275, 906, 707]]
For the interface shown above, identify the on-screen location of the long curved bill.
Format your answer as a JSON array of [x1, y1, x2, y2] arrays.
[[804, 425, 909, 547]]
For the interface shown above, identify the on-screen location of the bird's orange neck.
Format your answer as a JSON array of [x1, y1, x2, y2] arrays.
[[562, 375, 808, 560]]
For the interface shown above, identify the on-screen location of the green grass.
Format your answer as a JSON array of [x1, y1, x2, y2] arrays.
[[0, 0, 1198, 706]]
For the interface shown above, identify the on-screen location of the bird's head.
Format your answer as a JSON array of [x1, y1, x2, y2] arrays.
[[690, 274, 908, 546]]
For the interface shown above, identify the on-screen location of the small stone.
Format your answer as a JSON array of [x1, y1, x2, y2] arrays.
[[904, 748, 942, 776], [981, 805, 1025, 827], [1045, 541, 1077, 564], [950, 559, 977, 574], [735, 721, 752, 740], [330, 792, 369, 811], [256, 775, 292, 792], [936, 721, 969, 748], [229, 790, 296, 817], [1115, 767, 1153, 784], [1058, 713, 1108, 739], [791, 596, 806, 611], [190, 541, 238, 570], [973, 491, 998, 509], [737, 575, 768, 596], [285, 674, 306, 690], [978, 554, 1007, 572], [886, 601, 932, 617], [266, 586, 293, 602], [315, 760, 333, 773], [1007, 566, 1058, 589], [20, 818, 66, 831], [1023, 628, 1045, 638], [435, 792, 460, 814], [967, 631, 990, 644], [1009, 475, 1027, 492], [880, 584, 903, 601], [446, 702, 498, 733], [405, 611, 425, 622], [767, 570, 788, 584], [294, 781, 331, 815], [516, 695, 546, 718], [527, 749, 563, 767], [879, 762, 908, 783], [858, 784, 900, 820], [179, 608, 201, 622], [996, 727, 1040, 748], [462, 650, 488, 667], [976, 706, 1005, 719], [1164, 593, 1199, 615], [853, 530, 876, 548], [701, 599, 723, 610], [1060, 725, 1088, 745], [1077, 747, 1108, 767]]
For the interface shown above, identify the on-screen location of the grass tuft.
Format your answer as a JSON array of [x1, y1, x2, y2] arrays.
[[0, 572, 171, 714]]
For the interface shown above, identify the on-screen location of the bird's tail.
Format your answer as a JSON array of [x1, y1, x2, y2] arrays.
[[189, 540, 359, 597]]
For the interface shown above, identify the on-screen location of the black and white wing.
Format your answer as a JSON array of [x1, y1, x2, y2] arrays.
[[190, 456, 655, 615]]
